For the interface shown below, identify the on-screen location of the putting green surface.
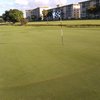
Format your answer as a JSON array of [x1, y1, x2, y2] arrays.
[[0, 26, 100, 100]]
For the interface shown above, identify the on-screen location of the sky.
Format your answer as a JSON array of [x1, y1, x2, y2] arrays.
[[0, 0, 85, 16]]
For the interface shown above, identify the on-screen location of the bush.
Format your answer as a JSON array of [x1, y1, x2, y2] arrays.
[[0, 18, 4, 23], [20, 18, 28, 25]]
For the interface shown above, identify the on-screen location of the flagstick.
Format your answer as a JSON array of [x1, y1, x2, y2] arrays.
[[60, 13, 64, 45], [61, 25, 64, 45], [56, 0, 64, 45]]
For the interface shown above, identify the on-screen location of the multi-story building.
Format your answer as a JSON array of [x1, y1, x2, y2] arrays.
[[26, 10, 32, 21], [50, 4, 80, 20], [79, 0, 90, 18], [26, 4, 80, 21], [90, 0, 100, 7], [26, 7, 49, 21], [52, 6, 63, 20], [26, 0, 100, 21], [80, 0, 100, 18], [90, 0, 100, 18], [64, 4, 80, 19]]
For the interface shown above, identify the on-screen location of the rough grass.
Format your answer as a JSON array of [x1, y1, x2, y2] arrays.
[[27, 20, 100, 25], [0, 26, 100, 100]]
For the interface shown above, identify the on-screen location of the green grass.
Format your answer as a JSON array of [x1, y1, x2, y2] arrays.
[[28, 20, 100, 25], [0, 25, 100, 100]]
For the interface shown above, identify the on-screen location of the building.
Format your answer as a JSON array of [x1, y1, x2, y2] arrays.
[[26, 10, 32, 21], [26, 3, 80, 21], [90, 0, 100, 7], [52, 7, 63, 20], [26, 0, 100, 21], [26, 7, 49, 21], [80, 0, 100, 19], [90, 0, 100, 18], [80, 0, 91, 18], [48, 4, 80, 20], [63, 4, 80, 19]]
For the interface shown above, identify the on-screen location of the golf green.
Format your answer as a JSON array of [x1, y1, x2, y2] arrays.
[[0, 26, 100, 100]]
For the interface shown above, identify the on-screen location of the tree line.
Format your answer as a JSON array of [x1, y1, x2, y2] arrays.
[[1, 9, 28, 25]]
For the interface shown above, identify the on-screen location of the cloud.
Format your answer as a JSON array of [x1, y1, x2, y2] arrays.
[[49, 0, 67, 6], [15, 0, 67, 8], [15, 0, 29, 5], [0, 0, 67, 15]]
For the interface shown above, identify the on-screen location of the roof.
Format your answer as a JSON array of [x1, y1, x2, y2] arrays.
[[79, 0, 90, 4]]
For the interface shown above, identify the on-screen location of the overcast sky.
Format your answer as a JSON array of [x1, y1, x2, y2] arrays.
[[0, 0, 85, 15]]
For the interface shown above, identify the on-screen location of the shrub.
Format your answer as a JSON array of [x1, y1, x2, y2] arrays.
[[0, 18, 4, 23], [20, 18, 28, 25]]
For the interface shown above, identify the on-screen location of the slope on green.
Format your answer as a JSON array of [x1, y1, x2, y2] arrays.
[[0, 26, 100, 100]]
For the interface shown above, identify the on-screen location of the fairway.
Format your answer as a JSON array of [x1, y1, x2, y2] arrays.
[[0, 26, 100, 100]]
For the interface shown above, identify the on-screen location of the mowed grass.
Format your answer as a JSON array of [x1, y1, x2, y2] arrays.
[[0, 25, 100, 100], [28, 20, 100, 25]]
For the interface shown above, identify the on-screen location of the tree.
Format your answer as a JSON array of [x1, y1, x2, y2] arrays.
[[42, 10, 48, 20], [87, 6, 97, 18], [46, 10, 53, 21], [87, 6, 96, 14], [2, 11, 10, 22], [47, 10, 52, 17], [47, 10, 52, 16], [0, 16, 4, 23], [2, 9, 23, 24]]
